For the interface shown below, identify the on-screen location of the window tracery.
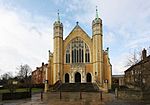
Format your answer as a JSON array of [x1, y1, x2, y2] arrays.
[[65, 37, 90, 63]]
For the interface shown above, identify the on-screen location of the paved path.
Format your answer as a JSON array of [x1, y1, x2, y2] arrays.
[[0, 92, 150, 105]]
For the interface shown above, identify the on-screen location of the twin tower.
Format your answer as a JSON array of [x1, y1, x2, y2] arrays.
[[48, 8, 112, 90]]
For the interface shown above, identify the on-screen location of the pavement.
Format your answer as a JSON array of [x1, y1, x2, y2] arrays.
[[0, 92, 150, 105]]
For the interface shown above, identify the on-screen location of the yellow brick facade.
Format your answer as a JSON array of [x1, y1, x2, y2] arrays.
[[47, 13, 112, 89]]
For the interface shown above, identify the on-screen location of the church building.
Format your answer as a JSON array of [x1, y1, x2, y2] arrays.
[[46, 8, 112, 90]]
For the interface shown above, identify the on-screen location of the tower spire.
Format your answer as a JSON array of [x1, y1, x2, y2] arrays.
[[96, 6, 99, 19], [57, 9, 60, 22]]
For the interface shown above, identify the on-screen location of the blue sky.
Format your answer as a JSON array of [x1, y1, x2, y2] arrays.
[[0, 0, 150, 75]]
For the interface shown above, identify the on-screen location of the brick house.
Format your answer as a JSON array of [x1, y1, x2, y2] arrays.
[[125, 49, 150, 91], [32, 62, 48, 85]]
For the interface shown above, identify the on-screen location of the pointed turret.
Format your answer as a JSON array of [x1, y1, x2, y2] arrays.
[[92, 6, 102, 25], [54, 10, 62, 24], [96, 6, 99, 19], [53, 10, 63, 83], [92, 6, 103, 85], [57, 10, 60, 22], [53, 10, 63, 38]]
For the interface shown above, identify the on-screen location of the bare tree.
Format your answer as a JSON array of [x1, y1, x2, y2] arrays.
[[17, 64, 31, 79], [17, 64, 32, 92], [1, 72, 13, 81], [125, 48, 150, 91], [125, 49, 142, 67]]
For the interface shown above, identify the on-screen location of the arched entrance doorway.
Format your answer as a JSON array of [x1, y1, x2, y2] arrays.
[[86, 73, 92, 82], [65, 73, 69, 83], [75, 72, 81, 83]]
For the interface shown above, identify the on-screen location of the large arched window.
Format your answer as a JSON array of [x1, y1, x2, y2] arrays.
[[65, 37, 90, 63]]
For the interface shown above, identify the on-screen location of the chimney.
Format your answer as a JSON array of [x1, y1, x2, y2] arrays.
[[142, 48, 147, 60]]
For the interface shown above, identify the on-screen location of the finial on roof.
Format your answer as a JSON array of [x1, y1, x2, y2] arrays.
[[96, 6, 99, 19], [57, 9, 60, 22], [76, 21, 79, 25]]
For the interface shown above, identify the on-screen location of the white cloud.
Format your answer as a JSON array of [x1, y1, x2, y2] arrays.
[[111, 52, 129, 75], [0, 5, 53, 74], [125, 34, 150, 49], [104, 31, 116, 45]]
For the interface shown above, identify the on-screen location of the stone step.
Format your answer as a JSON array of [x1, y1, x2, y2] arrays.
[[54, 83, 99, 92]]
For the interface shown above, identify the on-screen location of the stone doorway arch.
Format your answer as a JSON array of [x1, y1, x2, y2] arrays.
[[65, 73, 69, 83], [75, 72, 81, 83]]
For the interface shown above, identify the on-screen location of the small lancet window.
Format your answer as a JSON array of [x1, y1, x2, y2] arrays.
[[66, 46, 70, 63]]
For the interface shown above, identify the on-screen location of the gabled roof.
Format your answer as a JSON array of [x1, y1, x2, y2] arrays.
[[63, 23, 93, 56], [64, 23, 91, 41]]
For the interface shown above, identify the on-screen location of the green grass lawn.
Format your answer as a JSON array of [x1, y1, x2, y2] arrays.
[[0, 88, 43, 93]]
